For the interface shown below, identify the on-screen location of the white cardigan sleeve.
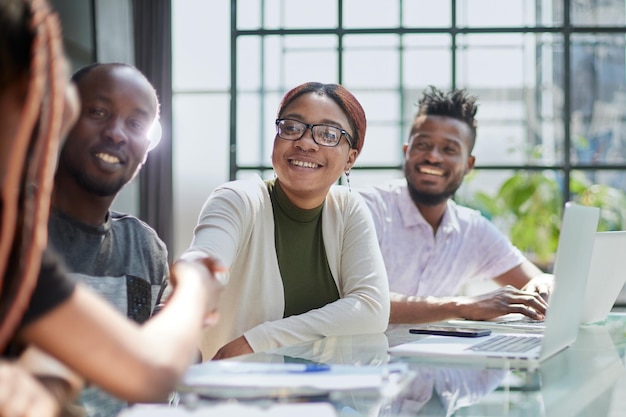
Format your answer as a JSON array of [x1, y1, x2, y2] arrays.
[[243, 187, 390, 353], [181, 186, 248, 272]]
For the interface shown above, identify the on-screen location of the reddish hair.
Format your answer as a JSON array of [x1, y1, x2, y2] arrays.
[[276, 82, 367, 154]]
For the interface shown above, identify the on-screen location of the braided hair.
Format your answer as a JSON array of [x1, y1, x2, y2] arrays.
[[0, 0, 69, 351]]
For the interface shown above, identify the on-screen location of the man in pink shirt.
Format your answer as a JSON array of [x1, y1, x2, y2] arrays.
[[359, 86, 553, 324]]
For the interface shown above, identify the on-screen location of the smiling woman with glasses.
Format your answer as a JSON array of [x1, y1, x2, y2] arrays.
[[171, 81, 391, 360]]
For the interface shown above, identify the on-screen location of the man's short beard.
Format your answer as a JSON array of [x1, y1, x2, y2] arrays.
[[407, 184, 455, 206], [73, 170, 126, 197]]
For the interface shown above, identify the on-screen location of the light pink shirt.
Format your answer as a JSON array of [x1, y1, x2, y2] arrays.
[[359, 179, 526, 296]]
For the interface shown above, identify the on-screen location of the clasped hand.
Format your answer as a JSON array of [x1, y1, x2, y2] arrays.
[[212, 336, 253, 360], [0, 361, 59, 417], [169, 256, 225, 327]]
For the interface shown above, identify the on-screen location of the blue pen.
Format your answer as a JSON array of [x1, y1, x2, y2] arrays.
[[260, 363, 331, 373], [222, 362, 331, 374], [294, 363, 331, 373]]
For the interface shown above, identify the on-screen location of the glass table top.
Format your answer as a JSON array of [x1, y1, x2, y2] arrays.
[[170, 312, 626, 417]]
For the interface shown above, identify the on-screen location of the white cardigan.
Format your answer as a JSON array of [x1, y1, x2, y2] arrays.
[[185, 175, 390, 359]]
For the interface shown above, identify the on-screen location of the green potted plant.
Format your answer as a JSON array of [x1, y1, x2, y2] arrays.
[[459, 171, 626, 271]]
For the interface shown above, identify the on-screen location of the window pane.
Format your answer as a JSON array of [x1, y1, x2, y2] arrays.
[[272, 0, 337, 29], [237, 0, 338, 29], [402, 0, 451, 27], [236, 92, 282, 167], [544, 0, 564, 26], [352, 169, 404, 189], [571, 170, 626, 231], [268, 36, 338, 89], [173, 93, 230, 256], [343, 0, 399, 28], [173, 0, 230, 90], [402, 35, 452, 89], [357, 122, 403, 167], [345, 90, 402, 167], [236, 93, 262, 166], [458, 34, 531, 88], [475, 111, 529, 165], [236, 0, 260, 29], [237, 36, 261, 90], [239, 36, 338, 91], [236, 170, 275, 181], [571, 0, 626, 26], [457, 33, 563, 165], [570, 34, 626, 165], [343, 35, 400, 88], [355, 91, 400, 125], [457, 0, 561, 27], [458, 0, 528, 27]]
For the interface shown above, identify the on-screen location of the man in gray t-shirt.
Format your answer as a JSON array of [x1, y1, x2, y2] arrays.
[[48, 63, 166, 417]]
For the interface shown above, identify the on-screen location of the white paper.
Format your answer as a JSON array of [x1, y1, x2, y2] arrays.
[[117, 402, 337, 417], [181, 361, 410, 391]]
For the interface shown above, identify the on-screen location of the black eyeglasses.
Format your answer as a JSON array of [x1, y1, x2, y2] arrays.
[[275, 118, 354, 148]]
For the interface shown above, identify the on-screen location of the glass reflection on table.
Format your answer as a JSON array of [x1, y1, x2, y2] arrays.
[[173, 313, 626, 417]]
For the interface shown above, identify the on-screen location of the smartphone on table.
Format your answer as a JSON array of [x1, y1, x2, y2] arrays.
[[409, 325, 492, 338]]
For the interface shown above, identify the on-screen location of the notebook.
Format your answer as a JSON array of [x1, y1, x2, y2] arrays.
[[449, 230, 626, 330], [388, 202, 600, 369]]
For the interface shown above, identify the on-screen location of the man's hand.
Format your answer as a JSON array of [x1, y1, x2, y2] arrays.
[[212, 336, 253, 360], [458, 285, 549, 321], [521, 273, 554, 302], [0, 361, 60, 417]]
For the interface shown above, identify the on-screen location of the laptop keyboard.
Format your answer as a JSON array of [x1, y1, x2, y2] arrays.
[[467, 335, 542, 353], [495, 318, 545, 326]]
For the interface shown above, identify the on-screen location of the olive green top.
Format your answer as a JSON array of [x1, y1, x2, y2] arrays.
[[267, 179, 340, 318]]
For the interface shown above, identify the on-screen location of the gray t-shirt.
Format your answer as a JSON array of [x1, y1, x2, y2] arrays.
[[48, 208, 168, 417]]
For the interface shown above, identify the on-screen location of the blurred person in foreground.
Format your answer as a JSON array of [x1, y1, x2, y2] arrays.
[[0, 0, 222, 415]]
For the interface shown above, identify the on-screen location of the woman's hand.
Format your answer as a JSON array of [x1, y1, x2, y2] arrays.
[[169, 257, 225, 327], [212, 336, 253, 360]]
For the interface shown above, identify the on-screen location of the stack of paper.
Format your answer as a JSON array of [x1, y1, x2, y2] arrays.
[[174, 360, 414, 403], [183, 361, 408, 390], [117, 402, 337, 417]]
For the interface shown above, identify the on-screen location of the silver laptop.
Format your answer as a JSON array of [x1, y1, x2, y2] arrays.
[[388, 202, 600, 369], [580, 231, 626, 324], [449, 230, 626, 330]]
